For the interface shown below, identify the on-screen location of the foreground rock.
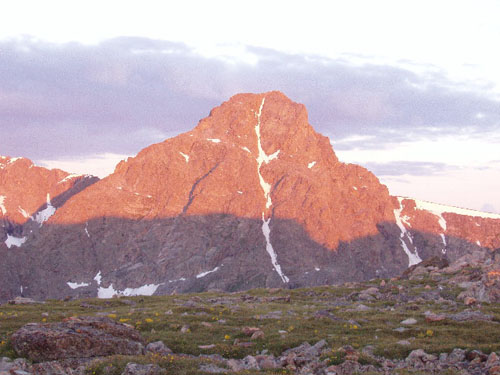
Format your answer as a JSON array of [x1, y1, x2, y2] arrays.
[[11, 316, 144, 362], [4, 335, 500, 375]]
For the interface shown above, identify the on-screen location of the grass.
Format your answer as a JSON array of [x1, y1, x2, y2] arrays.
[[1, 278, 499, 374]]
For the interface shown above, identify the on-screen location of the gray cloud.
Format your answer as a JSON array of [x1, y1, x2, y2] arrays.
[[362, 161, 452, 177], [1, 37, 500, 162]]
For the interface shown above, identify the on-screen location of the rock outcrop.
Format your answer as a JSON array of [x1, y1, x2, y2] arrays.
[[11, 316, 144, 362]]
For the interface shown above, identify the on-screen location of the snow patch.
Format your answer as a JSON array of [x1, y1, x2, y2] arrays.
[[394, 198, 422, 267], [401, 215, 412, 227], [315, 267, 320, 271], [255, 98, 279, 209], [179, 152, 189, 162], [5, 234, 27, 248], [411, 197, 500, 220], [476, 240, 481, 246], [8, 157, 22, 164], [196, 266, 220, 279], [262, 215, 289, 283], [401, 198, 448, 253], [440, 233, 447, 250], [58, 173, 83, 184], [207, 138, 221, 143], [33, 194, 56, 226], [94, 271, 161, 298], [237, 191, 243, 194], [85, 222, 90, 238], [67, 282, 90, 289], [308, 161, 316, 169], [121, 284, 161, 296], [168, 277, 186, 283], [94, 271, 102, 285], [353, 186, 358, 191], [254, 97, 289, 284], [97, 285, 117, 298], [242, 146, 251, 153], [18, 207, 30, 219], [0, 195, 6, 215]]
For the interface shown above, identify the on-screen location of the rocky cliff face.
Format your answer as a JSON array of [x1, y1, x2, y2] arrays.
[[1, 92, 499, 302]]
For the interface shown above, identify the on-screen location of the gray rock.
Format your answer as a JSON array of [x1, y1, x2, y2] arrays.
[[198, 364, 229, 373], [354, 304, 371, 311], [256, 355, 279, 369], [401, 318, 418, 325], [227, 356, 259, 372], [397, 340, 411, 346], [448, 310, 493, 322], [487, 352, 500, 367], [448, 348, 466, 363], [362, 287, 379, 295], [121, 363, 163, 375], [145, 341, 172, 355], [406, 349, 437, 368]]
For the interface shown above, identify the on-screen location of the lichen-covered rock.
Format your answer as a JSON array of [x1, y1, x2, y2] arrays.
[[11, 316, 144, 362]]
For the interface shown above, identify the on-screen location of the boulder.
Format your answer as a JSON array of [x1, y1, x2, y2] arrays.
[[11, 316, 144, 362], [401, 318, 418, 325], [241, 327, 261, 336], [145, 341, 172, 355]]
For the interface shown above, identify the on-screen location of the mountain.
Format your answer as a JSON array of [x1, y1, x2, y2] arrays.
[[0, 156, 98, 300], [1, 91, 499, 302]]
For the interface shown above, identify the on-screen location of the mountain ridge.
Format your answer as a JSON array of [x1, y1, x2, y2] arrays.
[[1, 91, 499, 302]]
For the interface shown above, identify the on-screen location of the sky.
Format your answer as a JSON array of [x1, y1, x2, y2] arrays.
[[1, 0, 500, 213]]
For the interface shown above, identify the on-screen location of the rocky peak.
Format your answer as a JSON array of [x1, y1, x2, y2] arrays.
[[51, 92, 389, 250], [195, 91, 337, 166]]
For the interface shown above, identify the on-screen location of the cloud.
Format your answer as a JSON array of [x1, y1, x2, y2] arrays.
[[1, 36, 499, 165], [37, 153, 129, 178], [361, 161, 451, 177], [378, 161, 500, 214]]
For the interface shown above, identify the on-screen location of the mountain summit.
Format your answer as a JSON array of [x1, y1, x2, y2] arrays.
[[1, 92, 500, 301]]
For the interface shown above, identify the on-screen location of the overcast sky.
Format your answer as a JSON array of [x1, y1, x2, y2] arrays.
[[1, 0, 500, 213]]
